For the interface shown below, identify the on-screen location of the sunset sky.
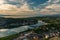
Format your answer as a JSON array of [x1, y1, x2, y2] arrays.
[[0, 0, 60, 15]]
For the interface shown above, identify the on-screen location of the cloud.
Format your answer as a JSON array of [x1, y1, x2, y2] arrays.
[[40, 4, 60, 14], [0, 0, 49, 10], [19, 2, 33, 11], [27, 0, 48, 6], [0, 0, 17, 10], [0, 2, 34, 15], [0, 0, 60, 16], [0, 4, 17, 10], [5, 0, 25, 7], [0, 0, 5, 4], [0, 0, 32, 10], [37, 0, 60, 15]]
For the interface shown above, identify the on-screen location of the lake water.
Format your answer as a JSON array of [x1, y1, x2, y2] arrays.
[[0, 21, 47, 38]]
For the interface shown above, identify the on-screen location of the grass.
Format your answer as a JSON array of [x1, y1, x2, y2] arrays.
[[0, 33, 19, 40]]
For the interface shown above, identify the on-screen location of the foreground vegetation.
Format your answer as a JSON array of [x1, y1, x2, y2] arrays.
[[0, 33, 19, 40]]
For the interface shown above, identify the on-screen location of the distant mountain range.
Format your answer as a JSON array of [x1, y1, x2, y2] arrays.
[[47, 14, 60, 17], [35, 14, 60, 18]]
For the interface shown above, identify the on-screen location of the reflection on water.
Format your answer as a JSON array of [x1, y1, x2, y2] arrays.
[[0, 21, 47, 38], [0, 26, 29, 37]]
